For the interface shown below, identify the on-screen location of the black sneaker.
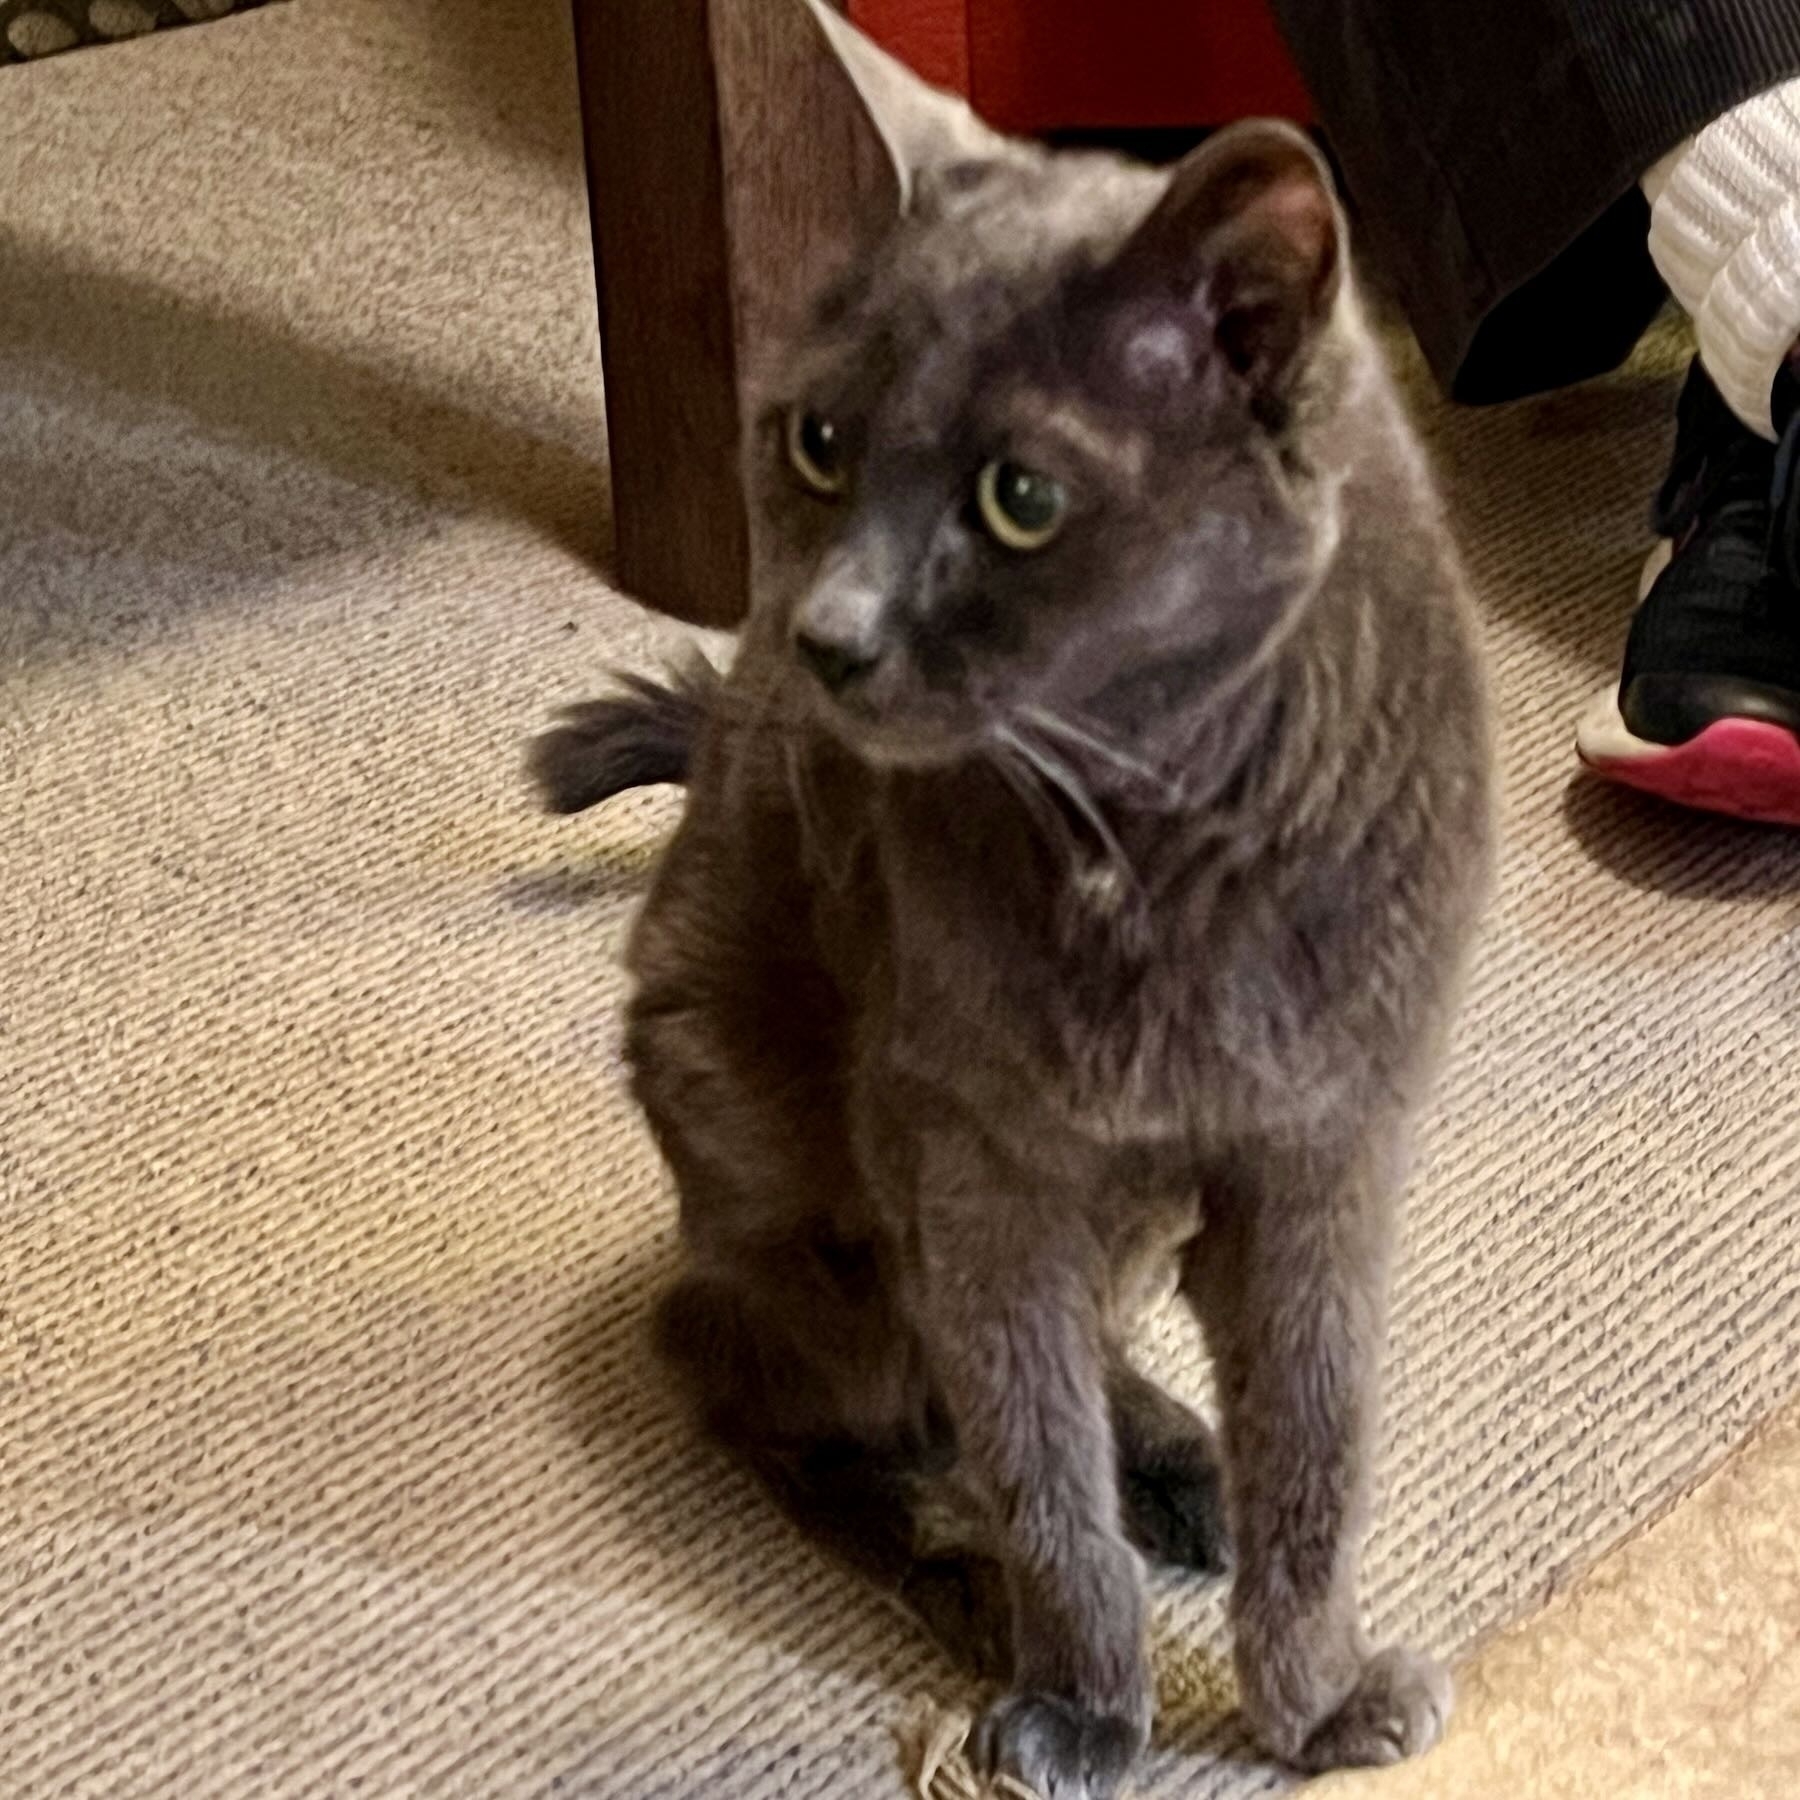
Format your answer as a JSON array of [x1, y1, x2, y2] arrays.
[[1577, 358, 1800, 825]]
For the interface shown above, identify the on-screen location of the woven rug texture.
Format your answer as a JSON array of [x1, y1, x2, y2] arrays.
[[0, 1, 283, 66]]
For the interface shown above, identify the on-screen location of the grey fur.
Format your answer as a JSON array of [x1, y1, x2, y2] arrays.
[[540, 12, 1492, 1791], [528, 660, 719, 813]]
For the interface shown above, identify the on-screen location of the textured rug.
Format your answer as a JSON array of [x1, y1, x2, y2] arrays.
[[0, 0, 282, 65], [2, 2, 1798, 1797], [1312, 1402, 1800, 1799]]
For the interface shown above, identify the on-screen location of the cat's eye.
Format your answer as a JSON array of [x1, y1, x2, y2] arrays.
[[976, 460, 1067, 552], [786, 410, 850, 497]]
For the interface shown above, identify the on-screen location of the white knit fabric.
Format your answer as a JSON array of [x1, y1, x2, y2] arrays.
[[1646, 78, 1800, 439]]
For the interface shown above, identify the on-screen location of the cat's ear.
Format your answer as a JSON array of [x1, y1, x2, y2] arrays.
[[1107, 121, 1344, 413], [800, 0, 1005, 213]]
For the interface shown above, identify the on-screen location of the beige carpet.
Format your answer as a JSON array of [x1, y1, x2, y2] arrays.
[[1317, 1401, 1800, 1800], [2, 3, 1798, 1796]]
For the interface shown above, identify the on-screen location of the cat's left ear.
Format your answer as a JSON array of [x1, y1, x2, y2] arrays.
[[800, 0, 1007, 212], [1105, 121, 1344, 414]]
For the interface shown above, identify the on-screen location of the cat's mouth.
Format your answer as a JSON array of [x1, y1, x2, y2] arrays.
[[811, 698, 975, 771], [797, 661, 979, 772]]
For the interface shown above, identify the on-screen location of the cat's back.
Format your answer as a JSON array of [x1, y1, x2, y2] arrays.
[[1313, 313, 1492, 808], [1160, 319, 1492, 1129]]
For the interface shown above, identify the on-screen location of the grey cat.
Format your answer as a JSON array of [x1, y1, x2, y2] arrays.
[[533, 6, 1492, 1792]]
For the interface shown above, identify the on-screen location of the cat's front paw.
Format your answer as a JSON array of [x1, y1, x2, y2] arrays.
[[1284, 1646, 1451, 1772], [971, 1692, 1147, 1800]]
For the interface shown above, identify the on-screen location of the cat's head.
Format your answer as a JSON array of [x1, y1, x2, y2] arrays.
[[751, 1, 1354, 773]]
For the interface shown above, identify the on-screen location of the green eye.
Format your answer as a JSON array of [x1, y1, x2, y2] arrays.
[[786, 410, 849, 496], [977, 460, 1067, 551]]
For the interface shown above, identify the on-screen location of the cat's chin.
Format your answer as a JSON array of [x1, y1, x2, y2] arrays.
[[810, 703, 975, 774]]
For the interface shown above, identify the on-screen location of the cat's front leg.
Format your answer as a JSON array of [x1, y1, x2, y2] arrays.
[[1183, 1132, 1451, 1772], [898, 1126, 1152, 1800]]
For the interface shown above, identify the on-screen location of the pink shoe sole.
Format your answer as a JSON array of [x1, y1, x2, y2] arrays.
[[1579, 714, 1800, 827]]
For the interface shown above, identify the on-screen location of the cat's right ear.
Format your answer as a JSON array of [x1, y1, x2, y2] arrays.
[[1104, 121, 1344, 419], [799, 0, 1006, 214]]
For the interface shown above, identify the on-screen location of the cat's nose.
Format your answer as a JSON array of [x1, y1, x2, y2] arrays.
[[795, 627, 882, 693], [793, 570, 886, 693]]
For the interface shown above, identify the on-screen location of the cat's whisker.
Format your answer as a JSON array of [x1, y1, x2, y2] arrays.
[[993, 724, 1138, 890], [988, 734, 1082, 864], [1016, 705, 1184, 802], [784, 735, 825, 873]]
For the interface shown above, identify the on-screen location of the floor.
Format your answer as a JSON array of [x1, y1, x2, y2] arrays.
[[1320, 1406, 1800, 1800], [1, 3, 1796, 1797]]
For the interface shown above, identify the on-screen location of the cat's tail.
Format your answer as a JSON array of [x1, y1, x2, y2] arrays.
[[528, 657, 718, 813]]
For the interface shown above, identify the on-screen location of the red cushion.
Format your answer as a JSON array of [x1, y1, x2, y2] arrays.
[[849, 0, 1312, 131]]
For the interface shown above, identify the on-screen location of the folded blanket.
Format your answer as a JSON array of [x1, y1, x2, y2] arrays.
[[2, 0, 283, 64]]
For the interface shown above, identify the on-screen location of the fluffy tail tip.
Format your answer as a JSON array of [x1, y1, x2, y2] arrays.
[[527, 661, 714, 815]]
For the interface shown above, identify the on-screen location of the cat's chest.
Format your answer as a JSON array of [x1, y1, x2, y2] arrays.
[[1067, 913, 1349, 1138], [887, 870, 1349, 1145]]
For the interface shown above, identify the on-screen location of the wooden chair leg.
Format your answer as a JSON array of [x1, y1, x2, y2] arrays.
[[574, 0, 748, 627], [573, 0, 880, 630]]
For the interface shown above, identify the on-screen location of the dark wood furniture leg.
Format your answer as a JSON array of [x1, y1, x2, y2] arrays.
[[573, 0, 879, 628], [574, 0, 746, 627]]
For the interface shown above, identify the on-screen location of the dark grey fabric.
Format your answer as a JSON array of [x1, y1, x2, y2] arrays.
[[1268, 0, 1800, 403], [0, 1, 284, 67]]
